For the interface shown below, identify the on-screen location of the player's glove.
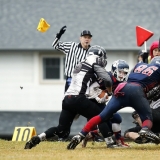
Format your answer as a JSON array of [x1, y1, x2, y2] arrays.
[[67, 133, 85, 150], [56, 26, 67, 39], [132, 111, 139, 119]]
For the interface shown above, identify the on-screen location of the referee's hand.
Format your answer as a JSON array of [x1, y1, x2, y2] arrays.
[[56, 26, 67, 39]]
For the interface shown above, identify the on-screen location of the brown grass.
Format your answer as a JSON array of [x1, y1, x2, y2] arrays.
[[0, 139, 160, 160]]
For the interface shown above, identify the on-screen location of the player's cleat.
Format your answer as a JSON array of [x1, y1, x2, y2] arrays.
[[107, 137, 129, 148], [115, 137, 130, 148], [105, 136, 115, 148], [106, 137, 129, 148], [67, 133, 85, 150], [134, 136, 151, 144], [24, 136, 41, 149], [107, 142, 117, 148], [139, 128, 160, 145], [155, 132, 160, 138]]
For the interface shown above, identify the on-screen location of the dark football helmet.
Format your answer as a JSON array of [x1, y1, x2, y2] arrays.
[[87, 45, 107, 59], [111, 59, 129, 81], [87, 45, 107, 67]]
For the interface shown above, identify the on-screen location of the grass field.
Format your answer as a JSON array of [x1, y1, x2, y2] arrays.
[[0, 139, 160, 160]]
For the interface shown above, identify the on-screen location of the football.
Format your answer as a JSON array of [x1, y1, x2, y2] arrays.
[[98, 90, 108, 99]]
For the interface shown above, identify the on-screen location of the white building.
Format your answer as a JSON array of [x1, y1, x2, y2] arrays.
[[0, 49, 136, 112], [0, 0, 159, 112]]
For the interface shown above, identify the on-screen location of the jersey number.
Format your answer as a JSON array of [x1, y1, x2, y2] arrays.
[[134, 65, 158, 76]]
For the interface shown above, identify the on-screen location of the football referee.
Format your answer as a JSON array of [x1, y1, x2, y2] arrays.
[[52, 26, 92, 91]]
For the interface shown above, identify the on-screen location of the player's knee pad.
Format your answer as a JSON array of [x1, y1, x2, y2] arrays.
[[110, 113, 122, 123]]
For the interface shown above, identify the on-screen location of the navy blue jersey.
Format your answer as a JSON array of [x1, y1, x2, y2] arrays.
[[127, 62, 160, 92]]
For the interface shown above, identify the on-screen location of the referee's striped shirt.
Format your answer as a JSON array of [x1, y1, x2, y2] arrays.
[[52, 40, 90, 77]]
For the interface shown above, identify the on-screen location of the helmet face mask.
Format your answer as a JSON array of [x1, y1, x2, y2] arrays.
[[87, 45, 107, 67], [111, 60, 129, 82]]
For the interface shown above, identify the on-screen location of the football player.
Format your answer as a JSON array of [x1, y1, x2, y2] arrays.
[[24, 45, 112, 149], [82, 59, 130, 148], [67, 56, 160, 150], [124, 40, 160, 143]]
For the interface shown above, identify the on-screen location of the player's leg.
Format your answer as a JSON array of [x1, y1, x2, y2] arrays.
[[110, 113, 129, 147], [72, 95, 115, 145], [77, 95, 121, 147], [24, 109, 76, 149], [149, 107, 160, 134], [67, 96, 122, 149], [127, 85, 160, 144], [124, 126, 151, 144], [81, 122, 114, 148], [44, 109, 75, 140]]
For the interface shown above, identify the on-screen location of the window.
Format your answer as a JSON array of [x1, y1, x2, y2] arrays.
[[43, 58, 60, 79], [40, 53, 65, 83]]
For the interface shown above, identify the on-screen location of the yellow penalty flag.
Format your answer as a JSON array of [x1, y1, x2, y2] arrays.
[[37, 18, 50, 32]]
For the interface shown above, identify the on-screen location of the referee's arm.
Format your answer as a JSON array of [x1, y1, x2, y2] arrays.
[[52, 38, 72, 55]]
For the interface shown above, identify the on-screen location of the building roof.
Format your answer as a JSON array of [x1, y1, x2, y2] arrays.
[[1, 0, 160, 50]]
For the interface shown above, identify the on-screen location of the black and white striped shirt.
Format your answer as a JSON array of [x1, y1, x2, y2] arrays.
[[52, 39, 90, 77]]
